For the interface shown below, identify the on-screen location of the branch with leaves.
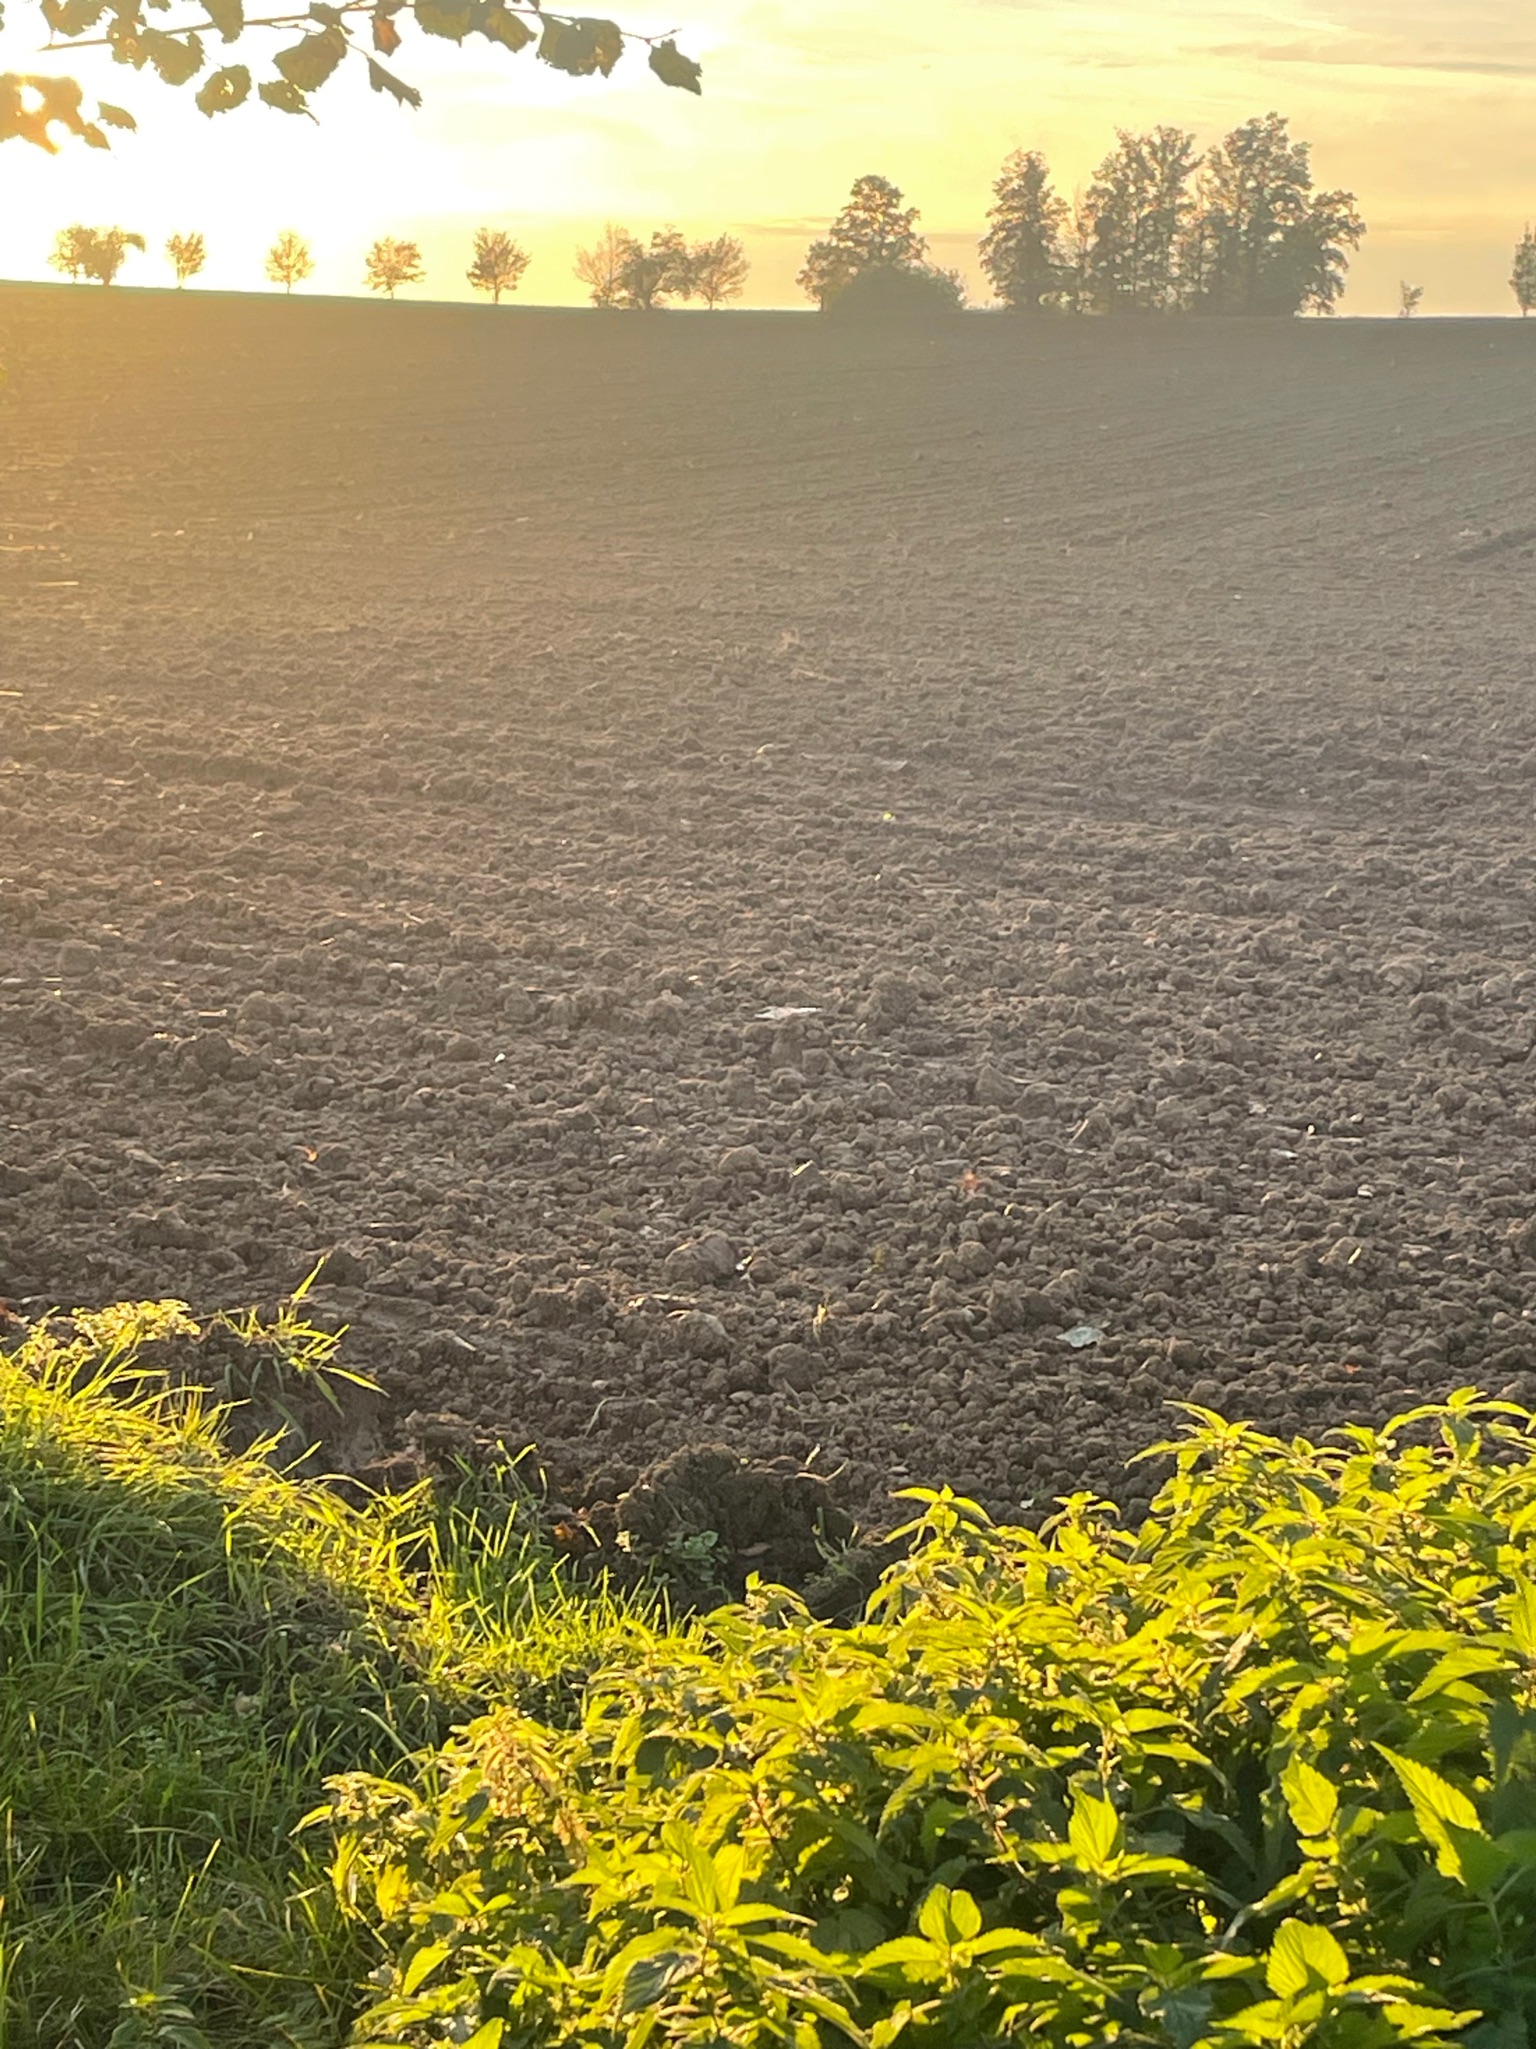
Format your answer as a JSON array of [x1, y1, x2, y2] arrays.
[[2, 0, 701, 149]]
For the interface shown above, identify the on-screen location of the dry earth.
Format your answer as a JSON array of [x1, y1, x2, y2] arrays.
[[3, 285, 1536, 1523]]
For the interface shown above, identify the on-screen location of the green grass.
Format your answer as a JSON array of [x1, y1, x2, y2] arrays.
[[0, 1299, 656, 2048]]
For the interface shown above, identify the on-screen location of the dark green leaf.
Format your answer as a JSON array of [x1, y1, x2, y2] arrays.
[[258, 76, 312, 114], [366, 56, 419, 105], [538, 16, 621, 77], [648, 36, 700, 93], [194, 60, 248, 112], [273, 25, 346, 90], [620, 1951, 694, 2015]]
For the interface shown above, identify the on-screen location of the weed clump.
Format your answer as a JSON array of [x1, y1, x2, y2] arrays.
[[330, 1397, 1536, 2046]]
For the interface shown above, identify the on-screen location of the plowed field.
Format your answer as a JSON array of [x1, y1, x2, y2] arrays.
[[4, 285, 1536, 1521]]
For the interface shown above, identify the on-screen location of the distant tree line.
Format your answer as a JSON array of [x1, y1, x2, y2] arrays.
[[806, 115, 1368, 318], [45, 225, 531, 300], [572, 227, 749, 308]]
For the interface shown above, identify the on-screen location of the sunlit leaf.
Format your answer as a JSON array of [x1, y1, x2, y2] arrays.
[[1265, 1920, 1350, 1999], [258, 75, 311, 114], [477, 3, 533, 52], [194, 60, 248, 112]]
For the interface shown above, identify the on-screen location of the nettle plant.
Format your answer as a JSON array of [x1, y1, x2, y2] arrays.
[[327, 1396, 1536, 2048]]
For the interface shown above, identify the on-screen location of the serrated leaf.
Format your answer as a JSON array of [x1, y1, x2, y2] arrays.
[[366, 56, 419, 104], [258, 75, 312, 113], [195, 60, 248, 111], [95, 100, 135, 127], [201, 0, 241, 38], [1378, 1745, 1486, 1882], [538, 15, 621, 76], [1281, 1757, 1338, 1840], [477, 2, 532, 52], [648, 36, 700, 93], [1265, 1919, 1350, 1999], [273, 25, 345, 90]]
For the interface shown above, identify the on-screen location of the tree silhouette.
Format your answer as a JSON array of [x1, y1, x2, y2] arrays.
[[1082, 126, 1198, 314], [1178, 115, 1364, 317], [467, 228, 531, 304], [364, 236, 424, 299], [574, 225, 638, 308], [616, 227, 693, 308], [50, 224, 144, 285], [2, 6, 701, 151], [1398, 281, 1424, 319], [798, 175, 927, 309], [265, 229, 313, 294], [688, 233, 749, 309], [1513, 228, 1536, 316], [165, 230, 205, 287], [981, 150, 1068, 312]]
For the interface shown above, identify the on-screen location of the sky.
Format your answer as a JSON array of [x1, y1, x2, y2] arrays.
[[2, 0, 1533, 312]]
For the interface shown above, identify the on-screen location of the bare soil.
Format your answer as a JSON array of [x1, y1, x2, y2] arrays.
[[3, 285, 1536, 1525]]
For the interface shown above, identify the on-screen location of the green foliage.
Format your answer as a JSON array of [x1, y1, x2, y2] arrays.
[[330, 1397, 1536, 2046], [0, 1298, 653, 2045], [1, 0, 702, 147]]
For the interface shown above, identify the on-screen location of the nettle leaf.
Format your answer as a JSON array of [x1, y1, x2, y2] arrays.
[[194, 60, 248, 111], [95, 99, 136, 126], [1281, 1758, 1339, 1840], [273, 25, 346, 90], [413, 0, 473, 39], [367, 57, 420, 105], [141, 28, 203, 82], [917, 1884, 981, 1947], [538, 16, 621, 77], [1265, 1919, 1350, 2000], [1378, 1745, 1486, 1881], [648, 36, 700, 93], [200, 0, 242, 38], [258, 75, 312, 113], [477, 3, 533, 53], [1067, 1790, 1123, 1875]]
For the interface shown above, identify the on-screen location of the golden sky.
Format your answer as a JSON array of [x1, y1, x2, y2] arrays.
[[3, 0, 1533, 311]]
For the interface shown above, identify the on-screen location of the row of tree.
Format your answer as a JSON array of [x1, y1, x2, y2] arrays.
[[46, 222, 752, 307], [798, 117, 1367, 318]]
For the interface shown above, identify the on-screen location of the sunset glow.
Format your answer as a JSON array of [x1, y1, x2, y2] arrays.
[[3, 2, 1533, 313]]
